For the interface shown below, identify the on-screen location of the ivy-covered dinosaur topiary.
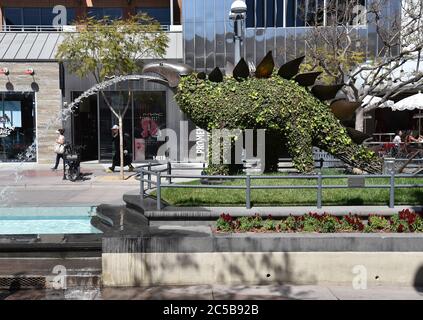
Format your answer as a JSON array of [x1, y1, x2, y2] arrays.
[[142, 52, 383, 174]]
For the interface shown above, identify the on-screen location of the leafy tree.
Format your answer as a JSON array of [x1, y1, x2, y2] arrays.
[[56, 13, 168, 179]]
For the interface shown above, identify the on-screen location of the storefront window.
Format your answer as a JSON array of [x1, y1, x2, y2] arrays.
[[136, 7, 171, 25], [99, 91, 132, 161], [133, 92, 167, 161], [0, 92, 36, 162]]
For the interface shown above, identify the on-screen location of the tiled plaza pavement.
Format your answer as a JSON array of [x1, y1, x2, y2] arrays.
[[0, 163, 140, 206], [1, 285, 423, 300]]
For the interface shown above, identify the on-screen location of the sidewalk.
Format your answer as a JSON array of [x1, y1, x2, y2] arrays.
[[0, 162, 140, 206], [1, 284, 423, 300]]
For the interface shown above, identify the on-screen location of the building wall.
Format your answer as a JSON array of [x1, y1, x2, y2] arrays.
[[183, 0, 402, 71], [0, 62, 62, 164]]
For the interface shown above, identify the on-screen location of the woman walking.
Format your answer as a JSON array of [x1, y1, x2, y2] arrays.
[[52, 129, 65, 170]]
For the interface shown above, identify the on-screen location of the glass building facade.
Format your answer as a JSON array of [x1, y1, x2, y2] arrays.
[[3, 7, 77, 29], [183, 0, 401, 71]]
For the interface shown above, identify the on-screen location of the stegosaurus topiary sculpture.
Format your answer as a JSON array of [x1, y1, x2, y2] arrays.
[[143, 51, 383, 174]]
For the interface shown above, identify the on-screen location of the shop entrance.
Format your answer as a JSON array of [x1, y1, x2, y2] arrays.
[[71, 93, 98, 161]]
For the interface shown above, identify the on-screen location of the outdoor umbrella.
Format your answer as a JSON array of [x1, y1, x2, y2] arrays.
[[392, 91, 423, 133], [362, 95, 394, 111], [392, 91, 423, 111]]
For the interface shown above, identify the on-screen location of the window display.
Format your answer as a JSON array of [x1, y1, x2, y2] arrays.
[[0, 92, 36, 162]]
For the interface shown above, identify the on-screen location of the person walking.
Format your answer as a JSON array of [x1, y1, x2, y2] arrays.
[[392, 130, 403, 157], [52, 129, 66, 170], [107, 125, 134, 173]]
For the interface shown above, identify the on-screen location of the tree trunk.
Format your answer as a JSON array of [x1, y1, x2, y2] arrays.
[[355, 108, 364, 132], [119, 117, 124, 180]]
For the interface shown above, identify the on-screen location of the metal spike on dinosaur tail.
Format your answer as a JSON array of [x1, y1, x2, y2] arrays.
[[345, 127, 371, 144], [255, 51, 275, 78], [311, 84, 344, 101], [330, 99, 361, 121], [233, 58, 250, 80], [208, 67, 224, 83], [278, 56, 305, 80], [294, 72, 322, 87]]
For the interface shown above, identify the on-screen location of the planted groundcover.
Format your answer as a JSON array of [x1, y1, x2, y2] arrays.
[[215, 209, 423, 233]]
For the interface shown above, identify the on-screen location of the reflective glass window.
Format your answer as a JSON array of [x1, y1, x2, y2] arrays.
[[23, 8, 41, 26], [246, 0, 255, 27], [87, 8, 123, 20], [256, 0, 265, 27], [276, 0, 284, 27], [4, 8, 22, 25], [41, 8, 55, 25], [296, 0, 306, 26], [266, 0, 275, 27], [136, 7, 171, 25], [286, 0, 296, 27]]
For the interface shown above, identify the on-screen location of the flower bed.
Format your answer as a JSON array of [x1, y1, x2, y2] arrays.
[[216, 209, 423, 233]]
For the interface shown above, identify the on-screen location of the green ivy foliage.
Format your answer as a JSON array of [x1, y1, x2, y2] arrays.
[[175, 72, 382, 173]]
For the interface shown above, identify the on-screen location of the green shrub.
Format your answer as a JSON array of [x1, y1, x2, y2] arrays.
[[284, 215, 297, 231], [321, 215, 341, 233], [276, 220, 288, 232], [263, 218, 276, 231], [302, 214, 321, 232], [365, 215, 390, 232], [216, 210, 423, 233], [238, 216, 263, 232]]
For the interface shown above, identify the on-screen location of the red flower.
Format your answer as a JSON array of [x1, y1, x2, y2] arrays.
[[220, 213, 233, 223]]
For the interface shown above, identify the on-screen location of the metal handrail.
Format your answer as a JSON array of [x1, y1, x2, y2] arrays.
[[137, 164, 423, 210], [1, 25, 64, 32], [1, 24, 172, 32]]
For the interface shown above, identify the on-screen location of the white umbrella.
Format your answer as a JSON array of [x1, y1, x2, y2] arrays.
[[392, 91, 423, 111], [393, 91, 423, 134], [362, 95, 394, 111]]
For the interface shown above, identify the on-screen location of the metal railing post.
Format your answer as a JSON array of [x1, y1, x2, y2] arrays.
[[140, 167, 144, 199], [246, 175, 251, 209], [167, 161, 172, 184], [317, 172, 322, 209], [389, 172, 395, 208], [147, 162, 152, 189], [156, 171, 162, 210]]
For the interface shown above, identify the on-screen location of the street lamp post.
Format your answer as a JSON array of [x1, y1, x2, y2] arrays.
[[230, 0, 247, 65]]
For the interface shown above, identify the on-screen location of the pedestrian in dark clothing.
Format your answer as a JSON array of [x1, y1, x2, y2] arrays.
[[108, 125, 134, 172]]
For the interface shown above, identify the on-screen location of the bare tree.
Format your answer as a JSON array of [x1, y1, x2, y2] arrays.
[[304, 0, 423, 131]]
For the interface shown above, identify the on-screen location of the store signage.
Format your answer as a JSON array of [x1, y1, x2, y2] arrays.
[[0, 116, 15, 138]]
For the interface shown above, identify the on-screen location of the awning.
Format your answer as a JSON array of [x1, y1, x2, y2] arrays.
[[392, 91, 423, 111]]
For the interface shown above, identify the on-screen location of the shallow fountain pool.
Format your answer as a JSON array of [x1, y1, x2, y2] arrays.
[[0, 207, 102, 235]]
